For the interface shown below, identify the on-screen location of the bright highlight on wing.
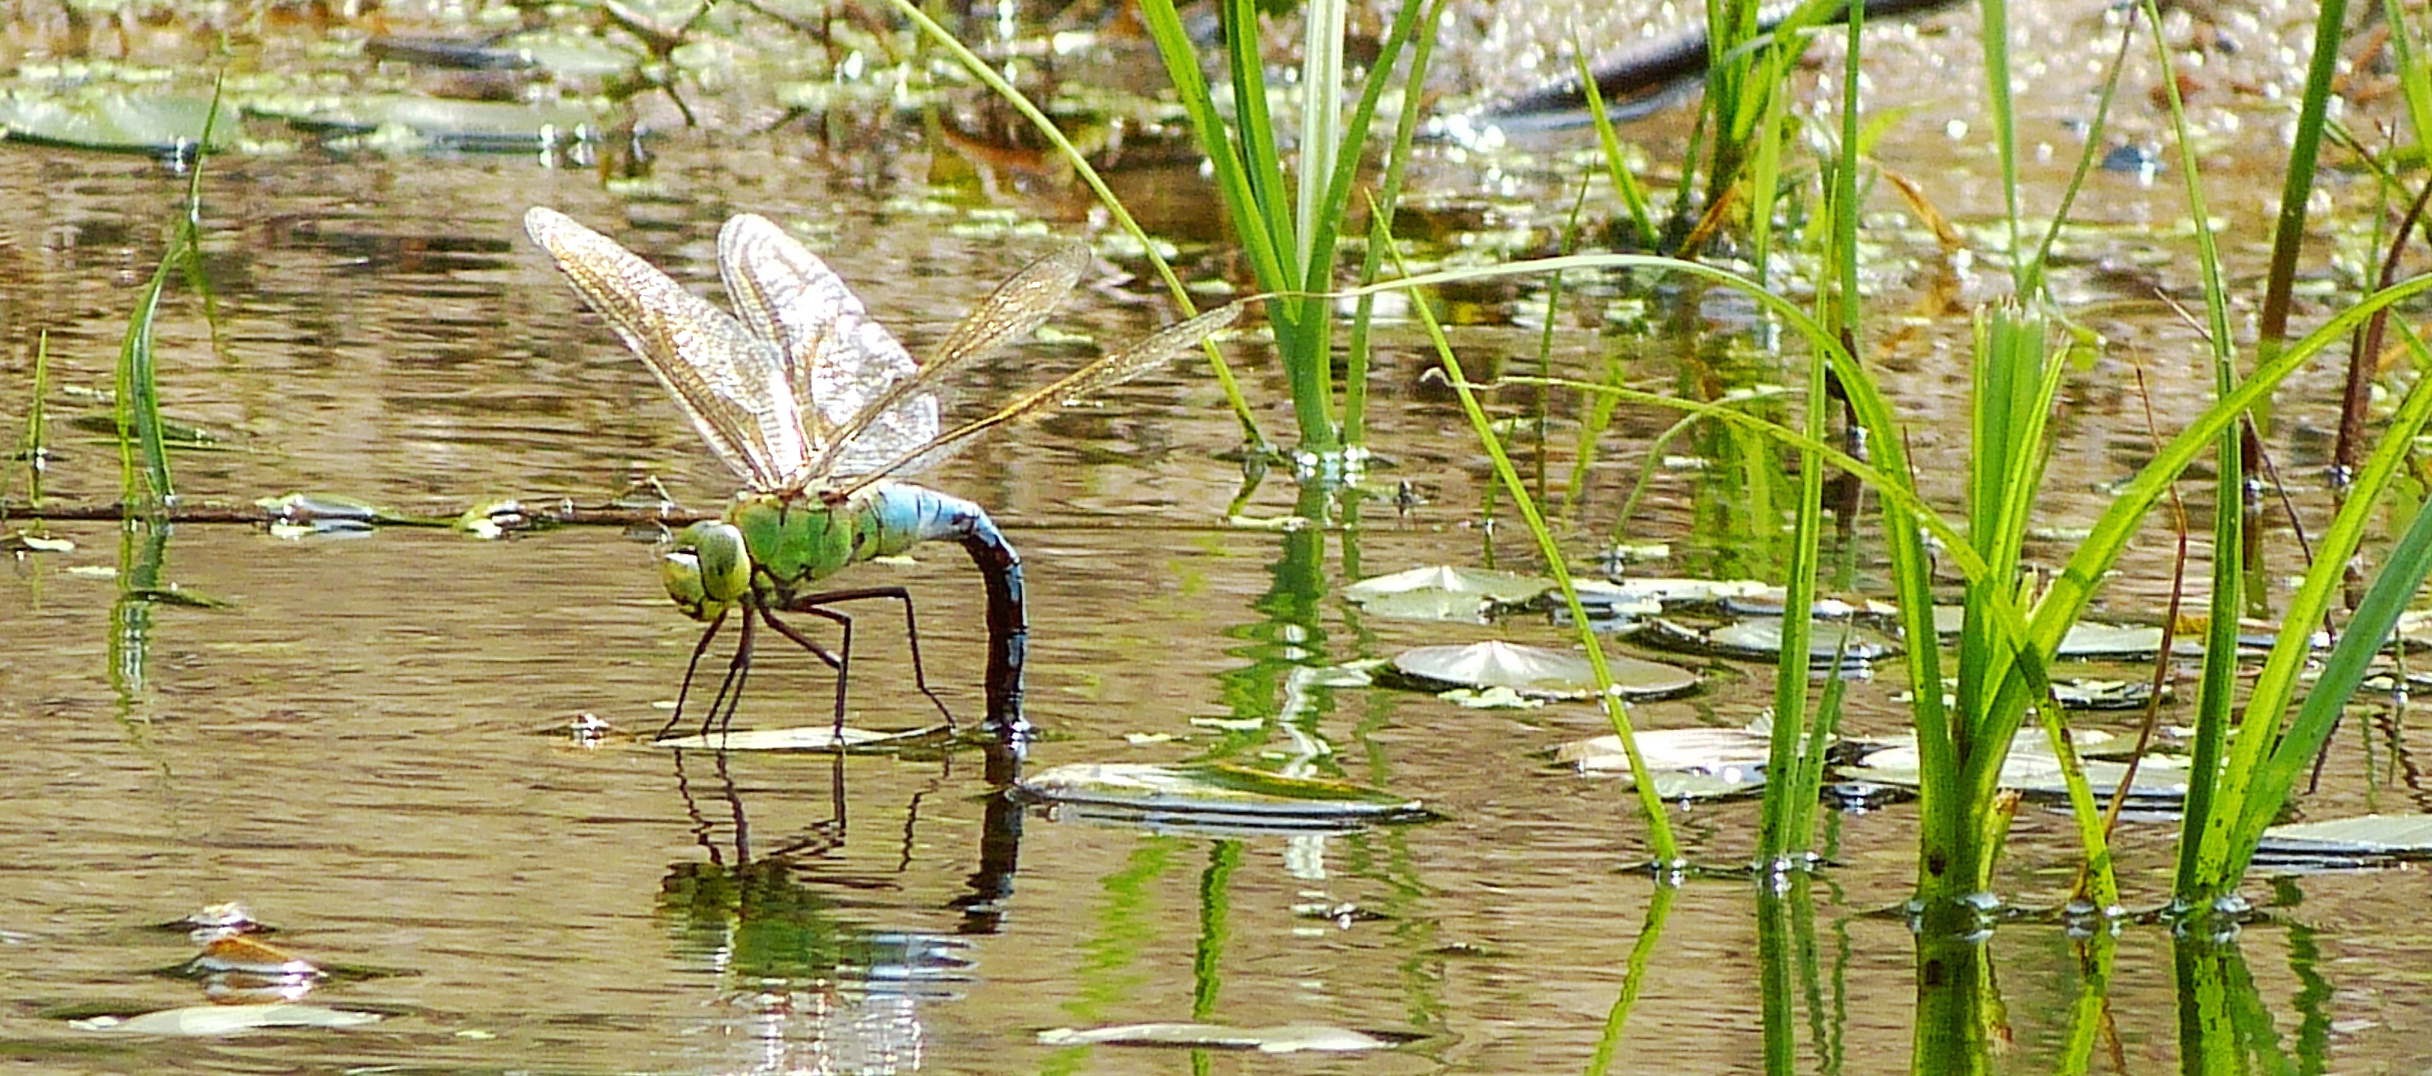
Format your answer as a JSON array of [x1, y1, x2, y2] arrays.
[[525, 206, 808, 490], [526, 205, 1236, 497]]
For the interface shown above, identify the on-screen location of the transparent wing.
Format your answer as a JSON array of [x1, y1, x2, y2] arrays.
[[833, 301, 1242, 498], [526, 207, 809, 491], [716, 214, 928, 479], [810, 243, 1090, 480]]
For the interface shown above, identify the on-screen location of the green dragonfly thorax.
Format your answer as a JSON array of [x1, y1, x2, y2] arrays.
[[659, 485, 967, 623]]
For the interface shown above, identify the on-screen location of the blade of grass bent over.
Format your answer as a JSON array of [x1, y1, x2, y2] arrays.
[[885, 0, 1265, 449], [1377, 229, 1680, 867]]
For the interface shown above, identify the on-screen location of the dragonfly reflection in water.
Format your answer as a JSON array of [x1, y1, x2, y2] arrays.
[[525, 207, 1239, 740]]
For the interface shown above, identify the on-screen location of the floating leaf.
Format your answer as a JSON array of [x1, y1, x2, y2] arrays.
[[2050, 678, 2166, 710], [257, 96, 598, 152], [1015, 763, 1430, 826], [1709, 618, 1898, 662], [652, 725, 947, 751], [0, 89, 231, 154], [1387, 641, 1698, 700], [1849, 732, 2189, 801], [1929, 607, 2173, 658], [1574, 577, 1772, 614], [2258, 814, 2432, 856], [1638, 618, 1895, 665], [1354, 589, 1491, 622], [1344, 565, 1548, 604], [1037, 1022, 1406, 1052], [1552, 725, 1786, 799], [2053, 622, 2169, 659], [71, 1003, 381, 1035]]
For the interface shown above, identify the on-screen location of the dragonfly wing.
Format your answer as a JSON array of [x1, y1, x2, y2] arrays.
[[527, 207, 809, 490], [813, 243, 1089, 480], [716, 214, 928, 481], [836, 301, 1243, 495]]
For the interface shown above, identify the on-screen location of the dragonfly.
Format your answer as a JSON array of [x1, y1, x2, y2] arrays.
[[525, 206, 1238, 741]]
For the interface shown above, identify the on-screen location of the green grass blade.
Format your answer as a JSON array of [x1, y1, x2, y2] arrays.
[[10, 331, 50, 511], [2223, 422, 2432, 884], [1573, 37, 1658, 248], [1327, 0, 1439, 447], [890, 0, 1267, 448], [2200, 324, 2432, 888], [1293, 0, 1345, 272], [2254, 0, 2350, 364], [1377, 231, 1680, 866], [1977, 0, 2024, 287], [113, 80, 231, 512]]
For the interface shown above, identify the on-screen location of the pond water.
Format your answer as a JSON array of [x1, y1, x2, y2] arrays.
[[4, 2, 2432, 1073]]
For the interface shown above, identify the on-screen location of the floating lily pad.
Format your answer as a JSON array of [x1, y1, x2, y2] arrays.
[[1354, 589, 1494, 622], [1343, 566, 1549, 621], [1638, 617, 1895, 666], [2257, 814, 2432, 857], [1386, 641, 1698, 700], [1575, 577, 1773, 614], [2050, 678, 2166, 710], [2054, 622, 2169, 659], [71, 1003, 381, 1035], [1015, 763, 1430, 826], [0, 88, 232, 154], [1720, 594, 1881, 619], [1037, 1022, 1410, 1053], [1552, 725, 1796, 799], [1929, 607, 2180, 658], [256, 96, 598, 152], [652, 725, 947, 751], [1849, 732, 2190, 802]]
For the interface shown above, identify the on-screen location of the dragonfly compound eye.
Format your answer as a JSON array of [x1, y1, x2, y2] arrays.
[[661, 521, 750, 620]]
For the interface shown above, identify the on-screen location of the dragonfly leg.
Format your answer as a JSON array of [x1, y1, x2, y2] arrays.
[[659, 609, 730, 739], [695, 608, 758, 741], [757, 604, 852, 740], [771, 587, 959, 733]]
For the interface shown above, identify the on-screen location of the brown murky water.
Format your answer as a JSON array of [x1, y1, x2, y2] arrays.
[[5, 1, 2432, 1072]]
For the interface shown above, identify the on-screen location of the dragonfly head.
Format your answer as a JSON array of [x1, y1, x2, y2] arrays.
[[660, 521, 751, 622]]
